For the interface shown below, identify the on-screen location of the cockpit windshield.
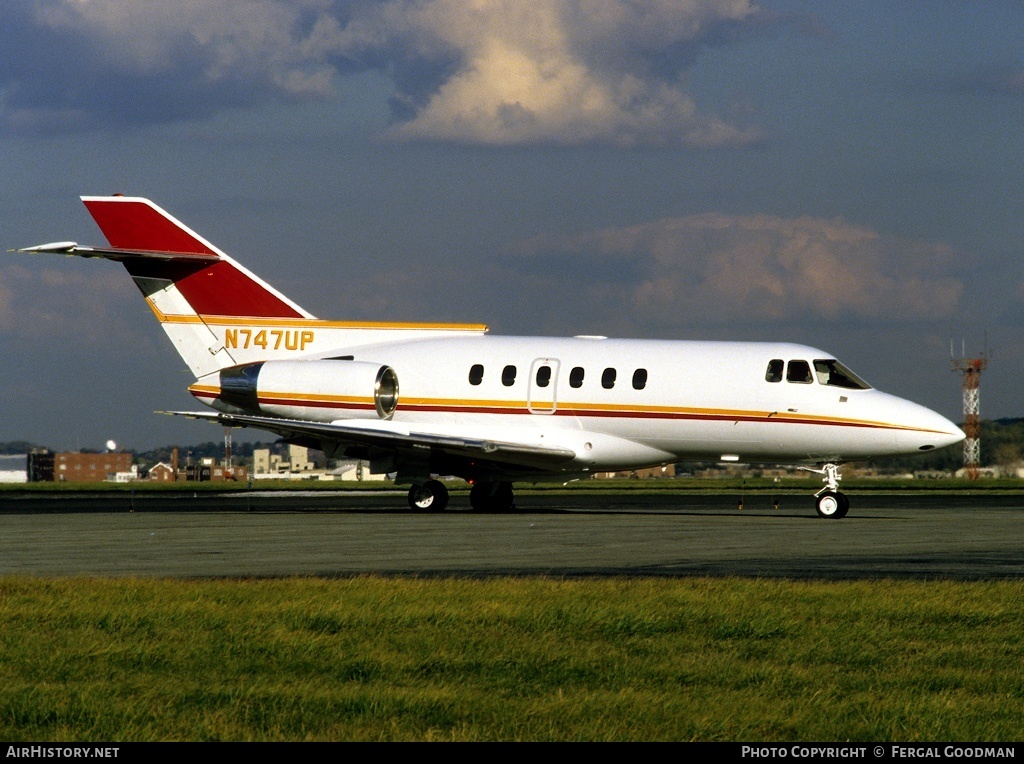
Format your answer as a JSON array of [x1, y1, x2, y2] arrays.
[[813, 359, 871, 390]]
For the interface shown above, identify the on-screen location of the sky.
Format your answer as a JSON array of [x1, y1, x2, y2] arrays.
[[2, 0, 1023, 453]]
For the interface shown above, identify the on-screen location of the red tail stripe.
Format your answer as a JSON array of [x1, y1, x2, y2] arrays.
[[84, 197, 306, 319], [83, 198, 216, 255], [176, 262, 305, 318]]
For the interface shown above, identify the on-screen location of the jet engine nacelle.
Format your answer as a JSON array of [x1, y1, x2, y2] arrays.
[[208, 359, 399, 421]]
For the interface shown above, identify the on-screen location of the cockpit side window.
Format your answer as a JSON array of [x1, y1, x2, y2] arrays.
[[813, 359, 871, 390], [786, 360, 813, 384], [765, 359, 784, 383]]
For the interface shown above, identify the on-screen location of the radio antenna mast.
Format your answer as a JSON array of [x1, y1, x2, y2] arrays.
[[950, 340, 989, 480]]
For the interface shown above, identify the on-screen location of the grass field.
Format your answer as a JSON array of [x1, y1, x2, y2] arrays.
[[1, 576, 1022, 741]]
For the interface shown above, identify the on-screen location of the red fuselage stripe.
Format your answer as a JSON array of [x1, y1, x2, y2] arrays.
[[190, 389, 916, 432]]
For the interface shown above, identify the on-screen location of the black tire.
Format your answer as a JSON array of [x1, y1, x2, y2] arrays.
[[407, 480, 449, 512], [469, 481, 515, 512], [469, 482, 492, 511], [815, 491, 847, 519]]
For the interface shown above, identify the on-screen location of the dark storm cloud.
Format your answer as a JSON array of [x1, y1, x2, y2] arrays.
[[0, 1, 340, 133], [0, 0, 771, 146]]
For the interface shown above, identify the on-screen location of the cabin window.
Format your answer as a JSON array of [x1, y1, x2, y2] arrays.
[[632, 368, 648, 390], [814, 359, 871, 390], [569, 366, 585, 388], [535, 365, 551, 388], [786, 360, 813, 384], [602, 367, 617, 389], [468, 364, 484, 386], [765, 359, 784, 383], [502, 365, 517, 387]]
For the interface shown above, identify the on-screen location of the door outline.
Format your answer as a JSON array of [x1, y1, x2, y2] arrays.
[[527, 358, 560, 414]]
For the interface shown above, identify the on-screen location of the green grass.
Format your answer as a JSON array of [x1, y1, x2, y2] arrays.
[[1, 576, 1021, 741]]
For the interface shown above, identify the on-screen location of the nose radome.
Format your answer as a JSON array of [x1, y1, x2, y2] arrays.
[[895, 403, 965, 454]]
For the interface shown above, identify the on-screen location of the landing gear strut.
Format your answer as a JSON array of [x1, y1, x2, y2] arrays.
[[469, 481, 515, 512], [806, 463, 849, 519], [407, 480, 449, 512]]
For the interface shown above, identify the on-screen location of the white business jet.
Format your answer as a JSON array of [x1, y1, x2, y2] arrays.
[[20, 196, 964, 517]]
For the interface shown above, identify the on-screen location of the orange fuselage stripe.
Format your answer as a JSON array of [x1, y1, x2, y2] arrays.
[[187, 385, 943, 434]]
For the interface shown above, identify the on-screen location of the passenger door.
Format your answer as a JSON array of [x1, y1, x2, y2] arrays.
[[527, 358, 560, 414]]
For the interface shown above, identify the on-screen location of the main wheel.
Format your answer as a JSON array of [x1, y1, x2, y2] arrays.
[[815, 491, 848, 519], [407, 480, 449, 512], [469, 482, 490, 511], [469, 481, 515, 512]]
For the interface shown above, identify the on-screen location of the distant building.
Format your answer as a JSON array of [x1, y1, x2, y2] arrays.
[[28, 450, 54, 482], [144, 458, 246, 482], [53, 452, 133, 483], [252, 445, 316, 479], [147, 462, 176, 482], [112, 465, 140, 483], [187, 457, 248, 482]]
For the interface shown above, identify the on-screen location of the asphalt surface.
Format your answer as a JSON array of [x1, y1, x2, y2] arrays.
[[0, 490, 1021, 578]]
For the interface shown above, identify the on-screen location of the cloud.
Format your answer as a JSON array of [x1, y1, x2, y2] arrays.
[[293, 212, 965, 338], [504, 213, 964, 331], [334, 0, 765, 146], [0, 1, 341, 132], [0, 0, 768, 145]]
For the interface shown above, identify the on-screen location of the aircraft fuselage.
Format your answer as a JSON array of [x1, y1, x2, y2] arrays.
[[189, 334, 961, 477]]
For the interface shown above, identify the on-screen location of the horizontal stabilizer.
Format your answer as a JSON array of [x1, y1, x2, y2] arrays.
[[18, 241, 78, 254], [18, 242, 219, 263]]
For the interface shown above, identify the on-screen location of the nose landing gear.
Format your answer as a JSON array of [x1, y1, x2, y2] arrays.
[[805, 463, 849, 519]]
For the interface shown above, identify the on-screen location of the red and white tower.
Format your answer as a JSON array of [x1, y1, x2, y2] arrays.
[[951, 347, 988, 480]]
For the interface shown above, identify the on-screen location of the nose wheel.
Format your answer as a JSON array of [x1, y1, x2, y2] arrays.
[[805, 463, 849, 519], [815, 490, 849, 519]]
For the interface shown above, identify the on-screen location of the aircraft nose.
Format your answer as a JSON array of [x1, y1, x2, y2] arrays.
[[895, 403, 965, 454]]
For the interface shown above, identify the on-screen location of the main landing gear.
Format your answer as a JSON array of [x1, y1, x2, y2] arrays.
[[406, 480, 516, 512], [407, 480, 449, 512], [806, 463, 849, 519], [469, 481, 516, 512]]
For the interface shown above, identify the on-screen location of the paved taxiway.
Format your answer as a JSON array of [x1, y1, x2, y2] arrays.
[[0, 491, 1021, 578]]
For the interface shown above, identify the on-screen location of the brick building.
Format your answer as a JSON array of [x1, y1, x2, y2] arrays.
[[53, 452, 133, 483]]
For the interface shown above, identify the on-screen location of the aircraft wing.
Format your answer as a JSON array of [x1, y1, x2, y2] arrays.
[[161, 411, 578, 476]]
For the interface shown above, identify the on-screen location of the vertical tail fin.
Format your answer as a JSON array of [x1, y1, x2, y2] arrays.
[[78, 196, 314, 376], [21, 195, 489, 380], [81, 196, 312, 320]]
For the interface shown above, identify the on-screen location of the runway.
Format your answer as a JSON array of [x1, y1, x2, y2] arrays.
[[1, 490, 1022, 578]]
